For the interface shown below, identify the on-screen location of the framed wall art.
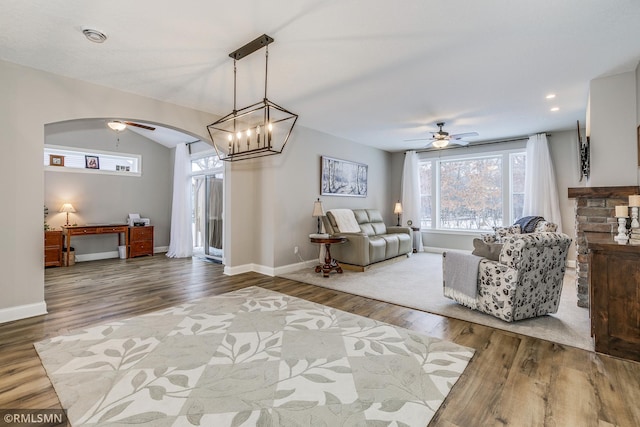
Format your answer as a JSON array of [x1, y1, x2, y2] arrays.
[[49, 154, 65, 167], [321, 156, 368, 197], [85, 155, 100, 170]]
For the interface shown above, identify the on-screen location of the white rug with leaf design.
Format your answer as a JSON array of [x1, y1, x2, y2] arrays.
[[35, 287, 474, 426]]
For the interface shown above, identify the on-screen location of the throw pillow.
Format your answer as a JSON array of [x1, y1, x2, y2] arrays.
[[472, 238, 503, 261], [534, 221, 558, 232], [481, 233, 497, 243], [493, 224, 521, 243]]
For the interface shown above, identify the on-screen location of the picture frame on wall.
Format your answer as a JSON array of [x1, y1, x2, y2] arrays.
[[85, 155, 100, 169], [49, 154, 64, 167], [321, 156, 368, 197]]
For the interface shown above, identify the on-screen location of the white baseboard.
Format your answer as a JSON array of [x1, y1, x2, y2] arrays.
[[75, 247, 167, 262], [76, 251, 119, 262], [224, 260, 316, 277], [0, 301, 47, 324]]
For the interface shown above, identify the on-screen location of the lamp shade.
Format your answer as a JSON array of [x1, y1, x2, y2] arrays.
[[59, 203, 76, 213], [394, 202, 403, 215], [312, 199, 325, 217], [615, 205, 629, 218]]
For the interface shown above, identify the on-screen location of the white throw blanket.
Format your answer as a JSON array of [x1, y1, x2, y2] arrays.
[[328, 209, 361, 233], [443, 251, 482, 307]]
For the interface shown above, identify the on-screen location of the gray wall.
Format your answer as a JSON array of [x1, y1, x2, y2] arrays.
[[223, 125, 392, 272], [390, 130, 582, 262], [44, 120, 172, 257], [2, 55, 639, 322], [0, 59, 214, 322], [588, 70, 637, 186]]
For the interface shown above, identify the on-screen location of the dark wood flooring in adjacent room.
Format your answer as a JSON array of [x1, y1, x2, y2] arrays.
[[0, 256, 638, 426]]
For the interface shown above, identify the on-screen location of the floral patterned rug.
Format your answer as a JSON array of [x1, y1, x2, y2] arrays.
[[35, 287, 474, 426]]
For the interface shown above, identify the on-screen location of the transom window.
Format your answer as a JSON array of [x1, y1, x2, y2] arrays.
[[44, 144, 141, 176]]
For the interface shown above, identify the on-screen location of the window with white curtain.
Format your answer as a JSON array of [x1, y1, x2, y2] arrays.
[[418, 149, 526, 231]]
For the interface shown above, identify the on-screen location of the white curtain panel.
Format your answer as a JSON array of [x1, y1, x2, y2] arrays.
[[402, 150, 423, 251], [523, 133, 563, 232], [166, 143, 193, 258]]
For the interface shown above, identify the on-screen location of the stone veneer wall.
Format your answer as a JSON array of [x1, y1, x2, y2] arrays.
[[568, 186, 640, 308]]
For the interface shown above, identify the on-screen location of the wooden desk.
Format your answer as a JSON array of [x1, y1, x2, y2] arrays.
[[61, 225, 129, 266], [586, 232, 640, 362]]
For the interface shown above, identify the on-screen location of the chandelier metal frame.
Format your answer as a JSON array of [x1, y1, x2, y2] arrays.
[[207, 34, 298, 162]]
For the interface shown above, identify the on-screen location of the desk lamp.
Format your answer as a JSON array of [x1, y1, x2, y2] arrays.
[[59, 203, 76, 226], [312, 198, 325, 234], [394, 201, 403, 226]]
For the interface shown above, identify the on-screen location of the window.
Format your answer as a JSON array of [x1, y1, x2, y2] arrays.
[[44, 145, 141, 176], [510, 153, 526, 221], [419, 162, 432, 229], [418, 150, 526, 231]]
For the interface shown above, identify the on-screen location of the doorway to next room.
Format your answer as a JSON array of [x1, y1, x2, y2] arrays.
[[191, 153, 224, 263]]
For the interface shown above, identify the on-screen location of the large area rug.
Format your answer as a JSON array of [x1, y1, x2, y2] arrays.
[[281, 252, 593, 351], [35, 286, 474, 426]]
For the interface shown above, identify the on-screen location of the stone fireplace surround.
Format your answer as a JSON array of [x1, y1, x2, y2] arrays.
[[568, 185, 640, 307]]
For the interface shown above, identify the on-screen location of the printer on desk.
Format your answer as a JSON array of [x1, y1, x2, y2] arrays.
[[128, 213, 150, 227]]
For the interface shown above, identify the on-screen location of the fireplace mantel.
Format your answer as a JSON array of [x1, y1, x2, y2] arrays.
[[568, 186, 640, 199]]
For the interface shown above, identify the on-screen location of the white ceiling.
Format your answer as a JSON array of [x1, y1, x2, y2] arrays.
[[3, 1, 640, 152]]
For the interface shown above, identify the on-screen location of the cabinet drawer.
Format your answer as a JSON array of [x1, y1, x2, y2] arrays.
[[130, 226, 153, 240], [69, 227, 98, 235], [130, 241, 153, 257], [44, 232, 62, 245], [98, 226, 128, 233]]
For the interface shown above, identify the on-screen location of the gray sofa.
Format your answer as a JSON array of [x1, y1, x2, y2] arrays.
[[323, 209, 412, 268]]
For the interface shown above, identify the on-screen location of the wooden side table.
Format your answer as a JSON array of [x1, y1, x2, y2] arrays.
[[310, 236, 347, 277]]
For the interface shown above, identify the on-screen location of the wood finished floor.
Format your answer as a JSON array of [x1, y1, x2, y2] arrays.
[[1, 255, 639, 426]]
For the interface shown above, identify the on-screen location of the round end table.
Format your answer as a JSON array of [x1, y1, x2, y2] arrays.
[[309, 236, 347, 277]]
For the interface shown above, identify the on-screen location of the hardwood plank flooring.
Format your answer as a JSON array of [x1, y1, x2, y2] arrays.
[[1, 255, 639, 426]]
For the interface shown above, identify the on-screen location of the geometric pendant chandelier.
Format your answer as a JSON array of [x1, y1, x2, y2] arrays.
[[207, 34, 298, 162]]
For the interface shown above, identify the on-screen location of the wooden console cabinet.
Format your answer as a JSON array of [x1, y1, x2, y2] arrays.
[[128, 226, 154, 258], [587, 233, 640, 362], [44, 230, 63, 267]]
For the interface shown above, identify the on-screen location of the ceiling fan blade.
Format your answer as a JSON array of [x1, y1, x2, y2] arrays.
[[451, 140, 470, 146], [403, 137, 434, 142], [449, 132, 479, 140], [124, 121, 156, 131]]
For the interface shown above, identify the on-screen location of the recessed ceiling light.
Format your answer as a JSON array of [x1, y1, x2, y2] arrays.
[[546, 94, 556, 99], [82, 28, 107, 43], [550, 107, 560, 112]]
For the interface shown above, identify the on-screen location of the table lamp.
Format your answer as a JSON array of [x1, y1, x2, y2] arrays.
[[394, 201, 403, 226], [59, 203, 76, 226], [312, 198, 325, 234]]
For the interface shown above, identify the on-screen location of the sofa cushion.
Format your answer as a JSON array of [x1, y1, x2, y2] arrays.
[[472, 238, 503, 261], [366, 209, 384, 223], [369, 236, 387, 263]]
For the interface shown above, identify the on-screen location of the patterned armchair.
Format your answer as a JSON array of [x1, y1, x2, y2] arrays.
[[443, 232, 572, 322]]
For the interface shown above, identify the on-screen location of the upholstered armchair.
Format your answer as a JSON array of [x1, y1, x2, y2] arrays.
[[443, 232, 572, 322]]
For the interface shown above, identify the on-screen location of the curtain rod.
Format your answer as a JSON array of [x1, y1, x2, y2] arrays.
[[410, 133, 550, 154]]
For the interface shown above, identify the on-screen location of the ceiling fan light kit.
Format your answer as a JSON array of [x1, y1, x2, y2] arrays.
[[405, 121, 479, 149], [107, 121, 127, 132], [207, 34, 298, 162]]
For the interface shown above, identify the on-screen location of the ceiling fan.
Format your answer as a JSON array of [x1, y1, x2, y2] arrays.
[[107, 120, 156, 132], [405, 122, 478, 148]]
